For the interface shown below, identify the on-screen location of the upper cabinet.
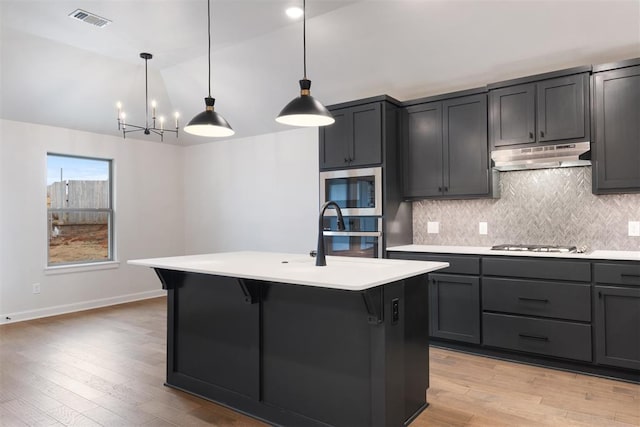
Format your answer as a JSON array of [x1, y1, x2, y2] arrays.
[[403, 91, 494, 199], [320, 101, 384, 170], [489, 71, 590, 149], [592, 59, 640, 194]]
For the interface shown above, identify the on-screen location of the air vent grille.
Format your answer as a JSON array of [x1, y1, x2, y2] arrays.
[[68, 9, 112, 28]]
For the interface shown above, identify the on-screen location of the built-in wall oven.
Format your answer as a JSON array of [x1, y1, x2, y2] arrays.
[[322, 216, 383, 258], [320, 167, 384, 258]]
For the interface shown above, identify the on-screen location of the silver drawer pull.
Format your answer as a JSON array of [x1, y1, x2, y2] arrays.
[[518, 333, 549, 342], [518, 297, 549, 303]]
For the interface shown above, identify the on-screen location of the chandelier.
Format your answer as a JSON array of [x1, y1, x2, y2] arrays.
[[117, 52, 179, 141]]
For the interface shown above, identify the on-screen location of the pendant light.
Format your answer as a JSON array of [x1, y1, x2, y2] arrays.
[[276, 0, 334, 127], [184, 0, 234, 137]]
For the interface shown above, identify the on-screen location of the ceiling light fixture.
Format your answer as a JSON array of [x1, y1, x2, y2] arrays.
[[286, 6, 304, 19], [276, 0, 334, 127], [184, 0, 234, 138], [117, 53, 179, 142]]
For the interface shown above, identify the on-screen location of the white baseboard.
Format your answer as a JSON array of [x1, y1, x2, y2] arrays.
[[0, 289, 167, 324]]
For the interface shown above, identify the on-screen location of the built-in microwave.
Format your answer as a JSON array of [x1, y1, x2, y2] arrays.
[[319, 167, 382, 217]]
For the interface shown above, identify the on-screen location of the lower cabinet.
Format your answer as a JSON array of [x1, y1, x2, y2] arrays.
[[481, 257, 592, 362], [387, 251, 640, 379], [594, 262, 640, 370], [430, 274, 480, 344], [483, 313, 591, 362], [387, 252, 480, 344]]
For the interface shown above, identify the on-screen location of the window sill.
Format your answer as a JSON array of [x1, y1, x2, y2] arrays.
[[45, 261, 120, 275]]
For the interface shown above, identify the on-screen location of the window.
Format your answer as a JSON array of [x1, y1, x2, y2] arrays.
[[47, 154, 113, 266]]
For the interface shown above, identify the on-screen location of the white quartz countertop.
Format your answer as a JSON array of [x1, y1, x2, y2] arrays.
[[128, 251, 449, 291], [387, 245, 640, 261]]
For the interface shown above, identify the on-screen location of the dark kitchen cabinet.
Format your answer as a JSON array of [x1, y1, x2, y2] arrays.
[[403, 92, 492, 199], [430, 273, 481, 344], [489, 72, 590, 148], [481, 257, 592, 362], [403, 102, 442, 198], [489, 84, 536, 147], [594, 262, 640, 371], [320, 102, 382, 170], [387, 252, 481, 344], [592, 60, 640, 194]]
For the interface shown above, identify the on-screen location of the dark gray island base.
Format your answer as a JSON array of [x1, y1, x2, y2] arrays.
[[155, 268, 431, 427]]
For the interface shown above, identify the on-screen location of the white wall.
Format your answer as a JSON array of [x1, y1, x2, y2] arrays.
[[0, 119, 184, 321], [183, 127, 318, 255]]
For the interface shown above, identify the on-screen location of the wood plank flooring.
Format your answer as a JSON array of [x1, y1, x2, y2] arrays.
[[1, 297, 638, 426]]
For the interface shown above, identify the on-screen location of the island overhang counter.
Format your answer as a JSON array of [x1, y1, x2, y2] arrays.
[[129, 251, 449, 427]]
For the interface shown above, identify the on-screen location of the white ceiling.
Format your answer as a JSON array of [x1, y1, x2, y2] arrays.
[[1, 0, 639, 145]]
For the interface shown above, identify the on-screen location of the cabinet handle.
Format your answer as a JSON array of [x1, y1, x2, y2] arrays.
[[529, 132, 534, 139], [444, 186, 448, 192], [438, 186, 442, 192], [344, 157, 349, 163], [518, 333, 549, 342], [598, 291, 602, 299], [621, 274, 640, 278], [540, 131, 545, 138], [518, 297, 549, 303]]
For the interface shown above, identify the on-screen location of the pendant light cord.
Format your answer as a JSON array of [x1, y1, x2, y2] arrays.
[[144, 55, 149, 128], [208, 0, 212, 97], [303, 0, 307, 79]]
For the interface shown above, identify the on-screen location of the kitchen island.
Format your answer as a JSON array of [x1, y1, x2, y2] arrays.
[[129, 251, 448, 427]]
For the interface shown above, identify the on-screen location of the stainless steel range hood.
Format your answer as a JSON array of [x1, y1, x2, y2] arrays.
[[491, 141, 591, 171]]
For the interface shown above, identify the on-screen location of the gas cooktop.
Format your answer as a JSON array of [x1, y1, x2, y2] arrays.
[[490, 244, 584, 253]]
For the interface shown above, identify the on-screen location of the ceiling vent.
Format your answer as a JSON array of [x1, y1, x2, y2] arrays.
[[68, 9, 112, 28]]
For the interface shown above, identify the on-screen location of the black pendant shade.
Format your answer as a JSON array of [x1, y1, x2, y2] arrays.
[[185, 97, 234, 137], [276, 0, 334, 127], [276, 79, 334, 127], [184, 0, 234, 138]]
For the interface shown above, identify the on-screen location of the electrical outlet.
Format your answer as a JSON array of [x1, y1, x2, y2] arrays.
[[629, 221, 640, 237], [479, 222, 488, 235], [32, 283, 41, 294], [427, 221, 439, 234]]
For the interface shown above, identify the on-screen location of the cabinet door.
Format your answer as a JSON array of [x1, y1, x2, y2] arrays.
[[537, 74, 588, 142], [320, 109, 350, 169], [403, 102, 443, 198], [593, 65, 640, 193], [351, 103, 382, 167], [489, 83, 536, 147], [429, 273, 480, 344], [594, 286, 640, 370], [443, 94, 489, 197]]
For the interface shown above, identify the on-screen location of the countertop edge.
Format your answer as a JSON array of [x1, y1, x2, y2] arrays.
[[387, 245, 640, 262], [128, 251, 449, 291]]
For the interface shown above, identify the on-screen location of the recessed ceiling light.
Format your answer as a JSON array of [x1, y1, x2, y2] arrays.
[[286, 6, 304, 19]]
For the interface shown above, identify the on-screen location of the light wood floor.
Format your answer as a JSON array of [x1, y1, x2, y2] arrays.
[[0, 297, 638, 426]]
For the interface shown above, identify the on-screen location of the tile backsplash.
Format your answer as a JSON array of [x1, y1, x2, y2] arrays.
[[412, 167, 640, 251]]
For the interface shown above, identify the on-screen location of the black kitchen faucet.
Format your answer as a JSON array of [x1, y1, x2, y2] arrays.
[[315, 201, 345, 266]]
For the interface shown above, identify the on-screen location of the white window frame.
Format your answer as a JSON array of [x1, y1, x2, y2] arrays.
[[46, 153, 115, 268]]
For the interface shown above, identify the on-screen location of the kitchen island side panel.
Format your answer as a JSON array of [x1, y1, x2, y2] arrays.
[[156, 269, 431, 427]]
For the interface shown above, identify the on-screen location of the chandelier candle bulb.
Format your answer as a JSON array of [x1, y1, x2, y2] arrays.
[[174, 112, 179, 128], [151, 100, 157, 118], [159, 116, 164, 131]]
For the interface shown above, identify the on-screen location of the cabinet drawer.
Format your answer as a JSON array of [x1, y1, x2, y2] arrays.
[[594, 263, 640, 286], [483, 257, 591, 282], [388, 253, 479, 275], [483, 278, 591, 321], [483, 313, 592, 362]]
